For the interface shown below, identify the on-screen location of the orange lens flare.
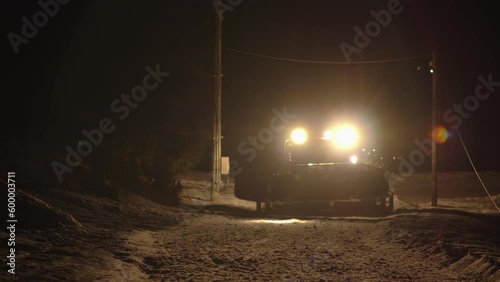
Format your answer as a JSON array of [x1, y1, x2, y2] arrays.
[[432, 125, 448, 144]]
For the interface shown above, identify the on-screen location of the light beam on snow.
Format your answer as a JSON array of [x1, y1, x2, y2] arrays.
[[248, 218, 304, 224]]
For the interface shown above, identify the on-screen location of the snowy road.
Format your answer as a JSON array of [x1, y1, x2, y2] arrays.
[[9, 171, 500, 281], [116, 211, 499, 282], [104, 171, 500, 281]]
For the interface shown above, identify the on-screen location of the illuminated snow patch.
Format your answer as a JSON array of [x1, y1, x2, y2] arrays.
[[247, 218, 305, 224]]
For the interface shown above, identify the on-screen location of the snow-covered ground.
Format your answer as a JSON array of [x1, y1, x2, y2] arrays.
[[392, 171, 500, 212], [3, 170, 499, 281]]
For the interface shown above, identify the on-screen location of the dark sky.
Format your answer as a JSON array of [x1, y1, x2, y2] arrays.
[[3, 0, 500, 172]]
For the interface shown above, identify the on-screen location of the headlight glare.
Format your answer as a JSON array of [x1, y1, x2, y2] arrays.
[[333, 125, 358, 149], [291, 128, 308, 144], [323, 130, 333, 140]]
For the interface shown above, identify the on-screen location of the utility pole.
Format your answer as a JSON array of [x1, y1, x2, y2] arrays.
[[431, 50, 438, 207], [212, 10, 222, 197]]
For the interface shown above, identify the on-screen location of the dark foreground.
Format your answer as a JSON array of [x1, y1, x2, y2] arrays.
[[1, 185, 499, 281]]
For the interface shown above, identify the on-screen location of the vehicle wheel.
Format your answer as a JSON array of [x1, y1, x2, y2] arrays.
[[376, 194, 394, 215]]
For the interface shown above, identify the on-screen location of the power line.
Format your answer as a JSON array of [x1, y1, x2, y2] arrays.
[[223, 46, 432, 65], [457, 130, 500, 213]]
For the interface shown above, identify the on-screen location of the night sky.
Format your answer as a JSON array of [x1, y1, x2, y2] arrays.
[[3, 0, 500, 176]]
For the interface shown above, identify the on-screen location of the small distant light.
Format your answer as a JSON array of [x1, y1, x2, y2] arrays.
[[430, 69, 434, 74], [350, 155, 358, 164], [393, 156, 396, 160], [373, 149, 376, 152], [362, 148, 365, 152]]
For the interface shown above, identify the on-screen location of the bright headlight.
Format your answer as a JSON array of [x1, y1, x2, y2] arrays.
[[333, 125, 358, 149], [350, 155, 358, 164], [291, 128, 308, 144]]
